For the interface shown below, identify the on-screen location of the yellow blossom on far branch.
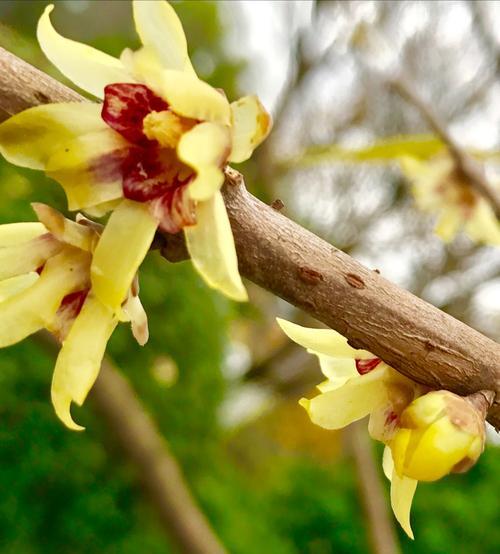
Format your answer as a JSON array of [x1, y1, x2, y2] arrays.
[[401, 155, 500, 245], [276, 318, 490, 539], [0, 204, 148, 431], [0, 0, 272, 308]]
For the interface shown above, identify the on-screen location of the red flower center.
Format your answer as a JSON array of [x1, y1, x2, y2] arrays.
[[100, 83, 197, 233], [355, 357, 381, 375]]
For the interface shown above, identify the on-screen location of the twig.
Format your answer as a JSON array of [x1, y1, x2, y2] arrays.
[[0, 47, 499, 428], [36, 333, 226, 554], [389, 77, 500, 219]]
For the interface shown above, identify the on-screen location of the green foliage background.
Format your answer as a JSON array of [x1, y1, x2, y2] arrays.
[[0, 2, 498, 553]]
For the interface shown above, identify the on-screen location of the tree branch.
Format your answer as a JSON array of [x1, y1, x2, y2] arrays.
[[0, 47, 499, 428], [389, 77, 500, 219]]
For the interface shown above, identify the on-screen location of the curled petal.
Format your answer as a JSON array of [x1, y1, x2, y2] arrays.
[[152, 70, 230, 125], [229, 95, 272, 163], [51, 295, 117, 431], [121, 290, 149, 346], [0, 234, 63, 281], [37, 5, 132, 98], [91, 200, 158, 311], [177, 122, 231, 201], [299, 367, 390, 430], [132, 0, 195, 74], [32, 203, 99, 252], [185, 191, 247, 301], [390, 469, 418, 539], [0, 103, 106, 170], [316, 356, 358, 389], [0, 222, 46, 247], [276, 318, 374, 359], [0, 249, 90, 347]]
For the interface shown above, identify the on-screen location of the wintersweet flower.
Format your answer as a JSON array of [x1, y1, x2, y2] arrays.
[[0, 203, 148, 430], [0, 1, 272, 310], [276, 318, 428, 537], [401, 155, 500, 245]]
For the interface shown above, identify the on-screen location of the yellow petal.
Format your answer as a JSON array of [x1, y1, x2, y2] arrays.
[[177, 122, 231, 201], [82, 199, 123, 218], [390, 470, 417, 539], [121, 291, 149, 346], [299, 367, 389, 430], [391, 428, 411, 477], [465, 199, 500, 246], [37, 5, 132, 98], [46, 129, 128, 210], [434, 208, 461, 242], [0, 249, 89, 347], [151, 69, 230, 125], [51, 294, 117, 431], [0, 234, 63, 281], [276, 318, 374, 359], [0, 222, 46, 247], [91, 199, 158, 311], [229, 95, 272, 163], [132, 0, 195, 74], [31, 203, 99, 252], [0, 273, 39, 302], [0, 103, 105, 170], [402, 418, 473, 482], [382, 446, 394, 481], [184, 191, 247, 301], [317, 355, 359, 383]]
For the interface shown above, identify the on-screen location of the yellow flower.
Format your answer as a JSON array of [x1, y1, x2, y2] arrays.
[[277, 318, 433, 538], [0, 1, 272, 309], [382, 390, 486, 538], [401, 155, 500, 245], [0, 203, 148, 431]]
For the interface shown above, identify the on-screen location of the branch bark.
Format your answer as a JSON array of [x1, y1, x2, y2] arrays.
[[0, 47, 499, 428]]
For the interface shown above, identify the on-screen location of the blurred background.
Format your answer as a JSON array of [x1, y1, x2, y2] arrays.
[[0, 1, 499, 553]]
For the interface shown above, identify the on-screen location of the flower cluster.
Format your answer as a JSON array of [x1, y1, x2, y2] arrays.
[[0, 1, 271, 427], [401, 155, 500, 245], [277, 318, 487, 538]]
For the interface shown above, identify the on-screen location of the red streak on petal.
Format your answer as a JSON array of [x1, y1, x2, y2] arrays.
[[385, 411, 398, 426], [59, 289, 89, 316], [51, 289, 90, 342], [102, 83, 168, 145], [355, 357, 381, 375], [150, 185, 196, 234]]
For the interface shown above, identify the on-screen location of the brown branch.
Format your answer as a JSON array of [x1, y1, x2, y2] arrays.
[[389, 77, 500, 219], [35, 333, 226, 554], [1, 47, 499, 428]]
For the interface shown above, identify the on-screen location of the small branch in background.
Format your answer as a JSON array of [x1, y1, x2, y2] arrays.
[[389, 77, 500, 219], [36, 333, 226, 554], [349, 422, 401, 554]]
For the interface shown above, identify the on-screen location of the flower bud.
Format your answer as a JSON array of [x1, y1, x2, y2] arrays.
[[390, 390, 487, 482]]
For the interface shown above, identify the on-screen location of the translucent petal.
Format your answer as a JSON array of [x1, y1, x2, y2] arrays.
[[0, 103, 105, 170], [51, 295, 117, 431], [121, 291, 149, 346], [382, 446, 394, 481], [0, 273, 39, 302], [46, 129, 128, 210], [391, 471, 417, 539], [229, 95, 272, 163], [0, 250, 89, 347], [0, 222, 46, 247], [317, 355, 358, 382], [37, 5, 132, 98], [32, 203, 99, 252], [276, 318, 374, 359], [0, 234, 62, 281], [185, 191, 247, 301], [177, 122, 230, 201], [465, 199, 500, 246], [434, 208, 461, 242], [299, 367, 389, 430], [152, 70, 230, 125], [132, 0, 195, 74], [91, 199, 158, 311]]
